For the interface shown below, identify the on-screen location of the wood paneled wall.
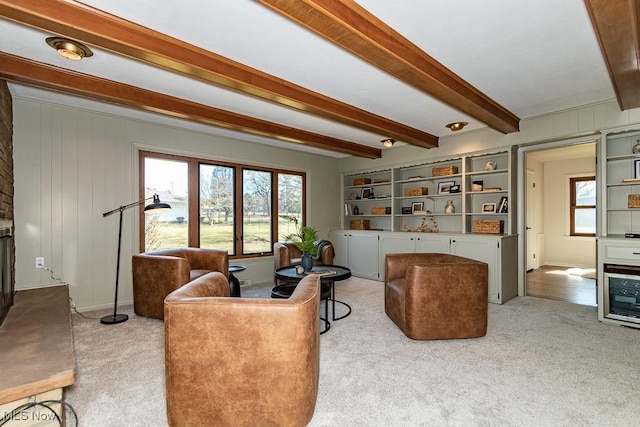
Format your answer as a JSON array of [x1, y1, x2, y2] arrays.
[[12, 98, 340, 310]]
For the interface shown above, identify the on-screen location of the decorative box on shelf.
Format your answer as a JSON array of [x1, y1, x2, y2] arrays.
[[404, 187, 428, 196], [472, 219, 504, 234], [350, 219, 370, 230], [371, 207, 391, 215], [432, 165, 458, 177], [352, 177, 372, 186], [629, 194, 640, 208]]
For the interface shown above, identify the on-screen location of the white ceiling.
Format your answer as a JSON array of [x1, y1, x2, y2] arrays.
[[1, 0, 615, 157]]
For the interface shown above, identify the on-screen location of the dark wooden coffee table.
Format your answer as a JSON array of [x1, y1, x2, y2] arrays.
[[273, 265, 352, 332]]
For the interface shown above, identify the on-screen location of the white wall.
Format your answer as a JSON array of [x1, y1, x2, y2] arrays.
[[338, 100, 640, 174], [13, 97, 640, 309], [13, 98, 340, 310], [543, 157, 596, 267]]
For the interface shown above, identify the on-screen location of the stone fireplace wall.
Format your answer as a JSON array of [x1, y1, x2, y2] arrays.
[[0, 80, 15, 324]]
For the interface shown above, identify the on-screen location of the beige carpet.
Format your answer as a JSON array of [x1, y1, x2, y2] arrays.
[[66, 277, 640, 426]]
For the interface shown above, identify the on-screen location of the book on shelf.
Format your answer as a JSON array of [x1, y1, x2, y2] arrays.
[[497, 196, 508, 213], [344, 203, 353, 216]]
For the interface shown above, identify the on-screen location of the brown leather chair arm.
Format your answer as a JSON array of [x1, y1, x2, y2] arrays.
[[385, 252, 456, 283], [165, 271, 230, 300], [181, 248, 229, 275], [164, 275, 320, 426], [132, 254, 191, 294], [316, 241, 334, 265]]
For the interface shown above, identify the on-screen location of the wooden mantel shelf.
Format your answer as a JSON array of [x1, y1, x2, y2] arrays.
[[0, 285, 75, 404]]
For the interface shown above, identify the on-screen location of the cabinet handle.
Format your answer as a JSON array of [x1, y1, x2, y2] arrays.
[[633, 252, 640, 255]]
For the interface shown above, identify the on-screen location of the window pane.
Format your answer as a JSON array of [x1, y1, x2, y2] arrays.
[[575, 180, 596, 206], [199, 164, 235, 254], [144, 158, 188, 250], [243, 169, 272, 254], [574, 208, 596, 234], [278, 173, 303, 241]]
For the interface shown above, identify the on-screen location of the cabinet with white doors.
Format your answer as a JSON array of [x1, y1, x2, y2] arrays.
[[329, 230, 379, 280], [332, 229, 518, 304]]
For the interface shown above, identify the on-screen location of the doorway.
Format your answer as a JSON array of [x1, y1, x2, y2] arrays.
[[520, 140, 597, 306]]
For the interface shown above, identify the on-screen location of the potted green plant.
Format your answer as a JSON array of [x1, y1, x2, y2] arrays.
[[281, 215, 318, 271]]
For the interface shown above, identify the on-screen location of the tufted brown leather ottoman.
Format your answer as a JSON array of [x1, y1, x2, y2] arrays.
[[385, 253, 488, 340]]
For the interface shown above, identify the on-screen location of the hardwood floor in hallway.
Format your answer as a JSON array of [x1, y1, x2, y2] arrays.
[[526, 265, 597, 307]]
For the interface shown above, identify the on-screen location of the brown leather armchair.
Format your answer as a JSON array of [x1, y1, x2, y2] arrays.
[[132, 248, 229, 320], [385, 253, 488, 340], [273, 240, 334, 284], [164, 274, 320, 427]]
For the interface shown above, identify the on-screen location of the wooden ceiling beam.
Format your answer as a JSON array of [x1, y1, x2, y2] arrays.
[[257, 0, 520, 134], [584, 0, 640, 110], [0, 54, 381, 159], [0, 0, 437, 150]]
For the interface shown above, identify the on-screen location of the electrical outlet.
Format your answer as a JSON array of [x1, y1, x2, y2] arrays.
[[35, 257, 45, 268]]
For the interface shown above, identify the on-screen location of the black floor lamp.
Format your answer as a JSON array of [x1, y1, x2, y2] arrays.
[[101, 194, 171, 325]]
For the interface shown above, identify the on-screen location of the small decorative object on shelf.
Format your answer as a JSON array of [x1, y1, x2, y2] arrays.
[[444, 200, 455, 214], [402, 216, 439, 233], [472, 181, 484, 192], [484, 160, 497, 171], [353, 206, 359, 215], [633, 139, 640, 154]]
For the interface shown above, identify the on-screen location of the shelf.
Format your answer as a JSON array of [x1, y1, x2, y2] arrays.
[[342, 148, 514, 233], [466, 168, 508, 176]]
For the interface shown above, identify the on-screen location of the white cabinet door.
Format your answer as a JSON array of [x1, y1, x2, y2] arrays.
[[450, 236, 500, 303], [415, 234, 450, 254], [378, 232, 417, 280], [348, 232, 380, 280], [329, 230, 350, 267]]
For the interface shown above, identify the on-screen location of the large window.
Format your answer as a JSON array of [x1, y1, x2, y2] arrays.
[[570, 176, 596, 237], [140, 151, 305, 257]]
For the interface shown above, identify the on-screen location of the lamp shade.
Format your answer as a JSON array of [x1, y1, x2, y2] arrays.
[[144, 194, 171, 212]]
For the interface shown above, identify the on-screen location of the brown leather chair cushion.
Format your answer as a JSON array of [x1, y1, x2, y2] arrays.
[[164, 274, 320, 426], [385, 253, 488, 340]]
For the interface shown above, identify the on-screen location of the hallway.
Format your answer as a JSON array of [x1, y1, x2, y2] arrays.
[[526, 265, 597, 307]]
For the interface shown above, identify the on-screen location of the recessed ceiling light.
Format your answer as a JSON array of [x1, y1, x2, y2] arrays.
[[381, 138, 395, 147], [46, 37, 93, 61], [445, 121, 468, 132]]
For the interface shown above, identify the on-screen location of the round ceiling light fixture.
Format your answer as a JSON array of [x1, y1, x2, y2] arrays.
[[46, 37, 93, 61], [381, 138, 395, 148], [445, 121, 468, 132]]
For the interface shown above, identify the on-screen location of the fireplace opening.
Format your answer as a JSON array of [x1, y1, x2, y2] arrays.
[[0, 231, 13, 326]]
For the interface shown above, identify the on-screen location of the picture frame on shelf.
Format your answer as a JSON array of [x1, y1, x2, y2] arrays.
[[361, 187, 373, 199], [401, 206, 413, 214], [437, 181, 455, 194], [411, 201, 424, 213], [482, 203, 496, 213], [635, 160, 640, 179], [449, 184, 460, 193]]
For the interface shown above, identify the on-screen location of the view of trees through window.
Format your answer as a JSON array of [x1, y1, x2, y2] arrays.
[[141, 151, 305, 257], [570, 176, 596, 236]]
